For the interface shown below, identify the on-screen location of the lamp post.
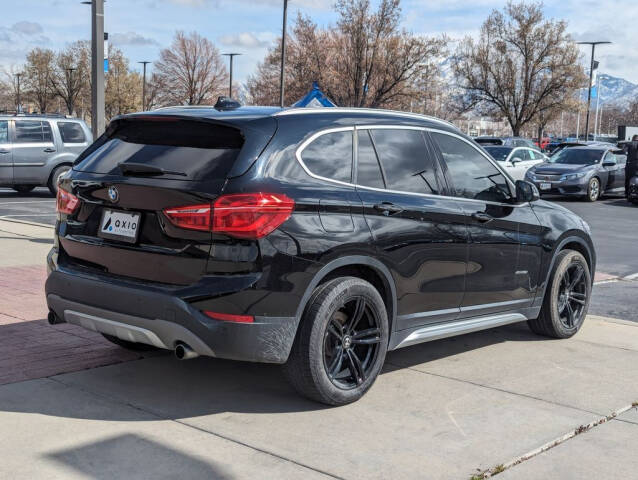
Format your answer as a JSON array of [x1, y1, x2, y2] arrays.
[[82, 0, 105, 137], [279, 0, 288, 108], [222, 53, 241, 98], [138, 61, 151, 111], [15, 73, 23, 113], [577, 41, 611, 140]]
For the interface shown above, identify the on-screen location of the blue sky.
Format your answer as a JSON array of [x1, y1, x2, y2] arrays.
[[1, 0, 635, 87]]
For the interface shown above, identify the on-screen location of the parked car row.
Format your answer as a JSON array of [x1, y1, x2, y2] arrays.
[[477, 136, 630, 202]]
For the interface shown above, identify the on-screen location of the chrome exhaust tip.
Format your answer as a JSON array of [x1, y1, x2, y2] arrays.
[[175, 343, 199, 360]]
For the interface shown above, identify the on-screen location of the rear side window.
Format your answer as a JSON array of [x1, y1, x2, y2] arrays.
[[356, 130, 385, 189], [58, 122, 86, 143], [432, 132, 511, 203], [0, 121, 7, 143], [369, 129, 440, 195], [300, 130, 352, 183], [15, 121, 53, 143], [74, 118, 244, 181]]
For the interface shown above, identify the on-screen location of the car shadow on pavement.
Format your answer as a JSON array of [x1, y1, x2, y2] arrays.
[[0, 320, 546, 421], [0, 188, 54, 199], [45, 433, 233, 480]]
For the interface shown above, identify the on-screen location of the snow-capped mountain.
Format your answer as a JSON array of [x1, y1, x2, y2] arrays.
[[595, 74, 638, 107]]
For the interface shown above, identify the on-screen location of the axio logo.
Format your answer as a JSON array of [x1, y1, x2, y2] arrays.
[[108, 186, 119, 203]]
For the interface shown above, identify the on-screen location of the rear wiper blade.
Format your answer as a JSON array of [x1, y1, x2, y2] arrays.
[[118, 162, 187, 177]]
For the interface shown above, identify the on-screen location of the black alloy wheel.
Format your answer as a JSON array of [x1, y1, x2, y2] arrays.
[[528, 250, 591, 338], [283, 276, 389, 405], [322, 296, 382, 390], [556, 262, 588, 329]]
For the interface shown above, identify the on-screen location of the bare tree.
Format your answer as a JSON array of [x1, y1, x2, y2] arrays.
[[154, 31, 228, 106], [23, 48, 55, 113], [247, 0, 447, 108], [105, 47, 142, 118], [49, 41, 90, 115], [452, 1, 586, 136]]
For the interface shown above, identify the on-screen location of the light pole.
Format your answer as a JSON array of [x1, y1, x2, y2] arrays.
[[138, 61, 151, 110], [279, 0, 288, 107], [15, 73, 23, 113], [577, 41, 611, 140], [82, 0, 105, 137], [222, 53, 241, 98]]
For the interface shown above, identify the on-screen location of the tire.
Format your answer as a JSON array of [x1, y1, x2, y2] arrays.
[[283, 276, 389, 405], [48, 165, 71, 196], [101, 333, 158, 352], [528, 250, 591, 339], [12, 185, 36, 194], [585, 177, 600, 202]]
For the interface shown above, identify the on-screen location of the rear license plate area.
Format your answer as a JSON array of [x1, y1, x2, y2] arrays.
[[98, 209, 141, 243]]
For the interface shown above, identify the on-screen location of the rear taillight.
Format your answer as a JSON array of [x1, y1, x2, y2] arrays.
[[163, 204, 211, 231], [163, 193, 294, 239], [56, 188, 79, 215]]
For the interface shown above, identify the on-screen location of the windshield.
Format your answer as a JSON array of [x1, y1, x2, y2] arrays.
[[483, 146, 513, 162], [548, 149, 603, 165]]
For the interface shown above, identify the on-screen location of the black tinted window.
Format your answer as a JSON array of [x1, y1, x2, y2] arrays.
[[432, 132, 511, 202], [370, 129, 439, 194], [301, 130, 352, 183], [0, 121, 7, 143], [15, 121, 53, 143], [356, 130, 384, 189], [58, 122, 86, 143]]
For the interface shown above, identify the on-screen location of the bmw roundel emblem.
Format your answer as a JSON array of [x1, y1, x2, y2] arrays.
[[108, 186, 119, 203]]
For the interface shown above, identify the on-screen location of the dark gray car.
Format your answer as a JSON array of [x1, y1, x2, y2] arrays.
[[525, 145, 626, 201], [0, 115, 93, 195]]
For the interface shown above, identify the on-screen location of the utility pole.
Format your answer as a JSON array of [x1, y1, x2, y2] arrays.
[[138, 61, 151, 111], [594, 74, 601, 139], [15, 73, 23, 113], [279, 0, 288, 108], [577, 41, 611, 141], [222, 53, 241, 98], [83, 0, 106, 137]]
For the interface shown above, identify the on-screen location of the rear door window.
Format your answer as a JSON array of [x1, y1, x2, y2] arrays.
[[73, 118, 244, 181], [369, 128, 440, 195], [14, 121, 53, 143], [300, 130, 353, 183], [58, 122, 86, 143]]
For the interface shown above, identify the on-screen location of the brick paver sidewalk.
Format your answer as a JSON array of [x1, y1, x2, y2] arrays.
[[0, 263, 142, 386]]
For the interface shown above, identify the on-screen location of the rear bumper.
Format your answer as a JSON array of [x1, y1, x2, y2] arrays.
[[45, 266, 299, 364]]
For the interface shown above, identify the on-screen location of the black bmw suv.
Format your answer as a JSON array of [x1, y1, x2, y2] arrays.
[[46, 106, 595, 405]]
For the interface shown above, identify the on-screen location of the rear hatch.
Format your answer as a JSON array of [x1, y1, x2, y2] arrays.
[[57, 115, 269, 286]]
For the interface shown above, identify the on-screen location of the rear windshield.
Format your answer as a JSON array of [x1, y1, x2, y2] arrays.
[[548, 149, 603, 165], [74, 117, 244, 181]]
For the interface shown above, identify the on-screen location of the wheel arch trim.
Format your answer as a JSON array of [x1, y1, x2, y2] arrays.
[[294, 255, 398, 332]]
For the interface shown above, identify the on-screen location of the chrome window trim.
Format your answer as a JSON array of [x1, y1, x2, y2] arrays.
[[294, 124, 528, 208]]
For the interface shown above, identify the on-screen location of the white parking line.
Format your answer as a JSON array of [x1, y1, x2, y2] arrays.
[[0, 214, 57, 217], [623, 272, 638, 281], [593, 279, 619, 286]]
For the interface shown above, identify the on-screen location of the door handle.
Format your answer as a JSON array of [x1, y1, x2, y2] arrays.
[[472, 212, 493, 223], [373, 202, 403, 216], [43, 148, 56, 153]]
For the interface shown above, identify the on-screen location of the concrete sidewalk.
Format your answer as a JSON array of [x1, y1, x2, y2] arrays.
[[1, 316, 637, 479]]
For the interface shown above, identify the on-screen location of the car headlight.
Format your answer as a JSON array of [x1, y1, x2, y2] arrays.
[[525, 171, 536, 181], [560, 172, 587, 181]]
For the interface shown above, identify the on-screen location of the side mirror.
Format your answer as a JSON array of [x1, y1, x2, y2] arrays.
[[602, 160, 616, 167], [511, 157, 523, 165], [515, 180, 539, 203]]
